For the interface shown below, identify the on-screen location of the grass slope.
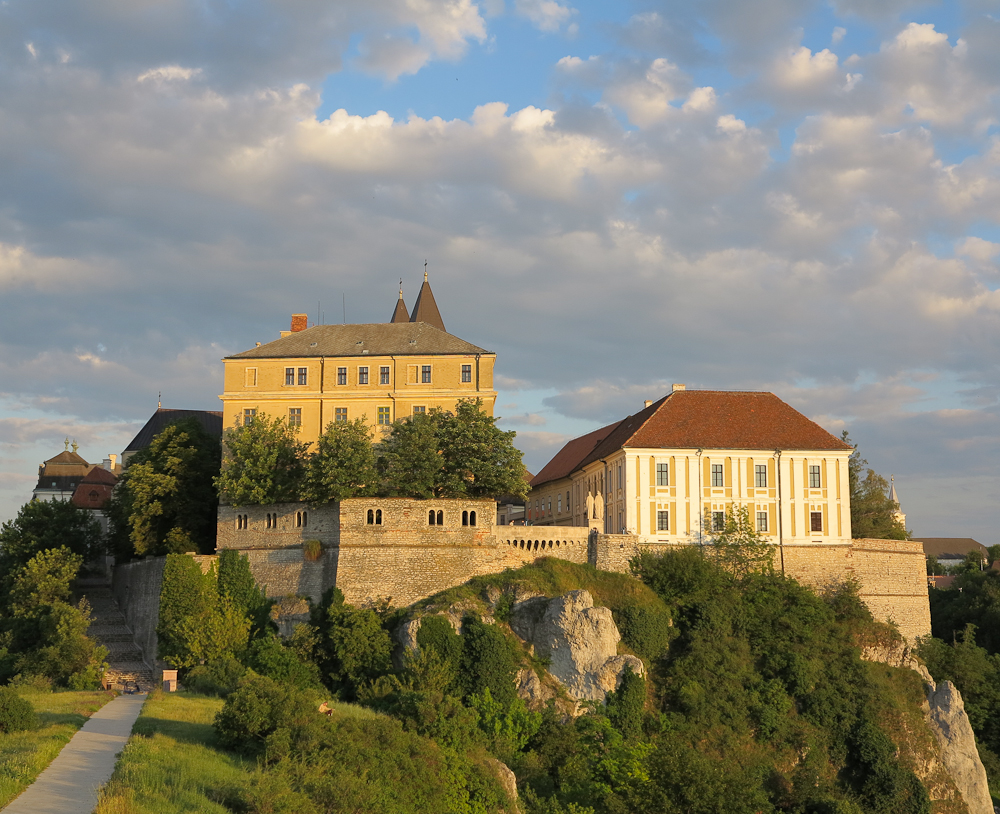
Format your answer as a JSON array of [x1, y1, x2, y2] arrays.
[[0, 687, 115, 807]]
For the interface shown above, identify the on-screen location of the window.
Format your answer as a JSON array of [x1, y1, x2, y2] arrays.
[[428, 510, 437, 526], [334, 408, 347, 422], [618, 465, 622, 489], [375, 509, 382, 525], [566, 491, 570, 512], [296, 511, 305, 528], [557, 495, 562, 513], [757, 511, 768, 532], [547, 498, 552, 515], [243, 408, 256, 426], [285, 367, 295, 386], [656, 463, 669, 486], [712, 510, 725, 531], [809, 465, 821, 489], [298, 368, 307, 386], [461, 364, 472, 383], [755, 465, 767, 488], [302, 511, 307, 527], [657, 510, 669, 531], [377, 406, 391, 425], [380, 366, 390, 385], [245, 368, 257, 386], [337, 367, 347, 385], [367, 509, 375, 525], [711, 464, 723, 487], [436, 510, 443, 525], [358, 366, 369, 385], [810, 511, 823, 532], [462, 510, 469, 526], [288, 408, 301, 427], [413, 406, 425, 414], [421, 365, 431, 383]]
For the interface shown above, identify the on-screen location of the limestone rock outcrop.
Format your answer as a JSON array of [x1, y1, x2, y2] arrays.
[[510, 590, 642, 703], [925, 680, 994, 814]]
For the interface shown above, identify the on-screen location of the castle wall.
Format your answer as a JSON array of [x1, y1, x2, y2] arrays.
[[112, 557, 165, 672], [210, 503, 932, 641]]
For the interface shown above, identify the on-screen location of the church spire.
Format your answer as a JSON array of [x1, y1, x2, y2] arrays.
[[389, 278, 409, 323], [409, 262, 446, 332]]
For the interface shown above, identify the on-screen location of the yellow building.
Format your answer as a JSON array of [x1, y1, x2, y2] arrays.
[[219, 275, 497, 446], [527, 385, 854, 547]]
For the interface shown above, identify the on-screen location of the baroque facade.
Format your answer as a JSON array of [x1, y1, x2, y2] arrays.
[[218, 274, 497, 446], [527, 385, 854, 548]]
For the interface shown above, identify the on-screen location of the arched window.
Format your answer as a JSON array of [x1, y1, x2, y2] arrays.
[[302, 512, 307, 527], [462, 511, 469, 526], [470, 511, 477, 527], [375, 509, 382, 525], [436, 510, 444, 525], [367, 509, 374, 524], [429, 510, 436, 526]]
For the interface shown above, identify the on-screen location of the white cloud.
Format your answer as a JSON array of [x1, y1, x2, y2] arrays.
[[514, 0, 575, 33], [832, 26, 847, 44], [957, 236, 1000, 262], [137, 65, 201, 83]]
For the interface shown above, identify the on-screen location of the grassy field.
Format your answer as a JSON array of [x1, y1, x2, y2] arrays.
[[95, 690, 379, 814], [0, 686, 116, 808]]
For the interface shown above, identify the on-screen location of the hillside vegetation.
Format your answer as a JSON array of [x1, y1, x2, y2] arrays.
[[146, 551, 962, 814]]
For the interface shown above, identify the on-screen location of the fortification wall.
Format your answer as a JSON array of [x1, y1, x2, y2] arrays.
[[111, 557, 165, 672], [212, 502, 932, 640]]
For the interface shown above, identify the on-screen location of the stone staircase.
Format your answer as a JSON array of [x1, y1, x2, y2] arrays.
[[77, 579, 155, 692]]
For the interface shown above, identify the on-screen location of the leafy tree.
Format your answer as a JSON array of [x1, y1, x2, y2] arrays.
[[216, 413, 308, 506], [459, 614, 520, 707], [217, 549, 269, 634], [703, 504, 774, 579], [108, 417, 221, 558], [926, 555, 945, 576], [843, 431, 909, 540], [0, 547, 107, 687], [0, 500, 102, 579], [436, 399, 528, 499], [377, 411, 442, 498], [301, 418, 378, 504], [157, 553, 219, 666], [377, 400, 528, 500]]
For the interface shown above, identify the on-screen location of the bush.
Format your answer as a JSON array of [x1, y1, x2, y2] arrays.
[[459, 614, 520, 707], [214, 672, 320, 754], [185, 656, 247, 697], [613, 605, 674, 662], [303, 540, 322, 562], [0, 687, 35, 733]]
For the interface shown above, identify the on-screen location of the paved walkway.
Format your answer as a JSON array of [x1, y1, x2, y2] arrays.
[[2, 693, 146, 814]]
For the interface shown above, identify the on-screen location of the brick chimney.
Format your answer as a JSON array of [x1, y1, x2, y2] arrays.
[[291, 314, 308, 333]]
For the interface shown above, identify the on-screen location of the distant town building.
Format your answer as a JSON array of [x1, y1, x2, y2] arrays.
[[218, 274, 497, 447], [918, 538, 988, 570], [527, 385, 855, 546], [33, 439, 120, 532]]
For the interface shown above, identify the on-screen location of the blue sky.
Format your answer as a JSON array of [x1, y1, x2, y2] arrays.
[[1, 0, 1000, 541]]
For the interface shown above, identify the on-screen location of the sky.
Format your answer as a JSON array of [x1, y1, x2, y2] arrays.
[[1, 0, 999, 541]]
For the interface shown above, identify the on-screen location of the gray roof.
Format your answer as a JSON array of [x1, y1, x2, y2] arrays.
[[916, 538, 987, 559], [227, 322, 492, 359], [125, 408, 223, 452]]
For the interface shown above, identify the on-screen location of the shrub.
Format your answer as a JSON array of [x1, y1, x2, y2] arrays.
[[605, 666, 645, 740], [303, 540, 322, 562], [185, 656, 247, 697], [214, 672, 320, 754], [613, 605, 674, 662], [0, 687, 35, 733], [459, 614, 520, 707]]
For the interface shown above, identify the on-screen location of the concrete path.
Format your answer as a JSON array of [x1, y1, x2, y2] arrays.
[[2, 693, 146, 814]]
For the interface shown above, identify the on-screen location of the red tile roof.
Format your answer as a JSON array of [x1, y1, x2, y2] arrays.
[[531, 390, 851, 488]]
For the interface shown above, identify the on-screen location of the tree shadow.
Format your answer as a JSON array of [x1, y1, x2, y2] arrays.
[[36, 711, 87, 729]]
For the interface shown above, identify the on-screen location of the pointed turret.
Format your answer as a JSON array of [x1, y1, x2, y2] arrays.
[[390, 280, 409, 323], [409, 268, 446, 332]]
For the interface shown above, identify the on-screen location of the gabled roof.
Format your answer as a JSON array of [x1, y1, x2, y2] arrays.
[[531, 390, 851, 488], [917, 538, 986, 559], [227, 322, 489, 360], [80, 467, 118, 486], [43, 450, 90, 467], [125, 408, 224, 453], [410, 274, 445, 332]]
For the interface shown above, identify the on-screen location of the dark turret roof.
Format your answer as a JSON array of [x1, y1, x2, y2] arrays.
[[390, 288, 409, 323], [409, 273, 445, 332]]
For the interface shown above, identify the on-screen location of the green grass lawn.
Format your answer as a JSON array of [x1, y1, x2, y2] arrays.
[[0, 686, 115, 808], [95, 690, 382, 814]]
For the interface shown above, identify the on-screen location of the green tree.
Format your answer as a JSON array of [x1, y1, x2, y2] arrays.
[[301, 418, 378, 504], [377, 412, 442, 498], [703, 504, 775, 579], [0, 500, 102, 579], [376, 400, 528, 500], [216, 413, 308, 506], [843, 431, 909, 540], [217, 549, 270, 634], [436, 399, 528, 499], [108, 417, 221, 558], [2, 547, 107, 687], [157, 553, 219, 666]]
